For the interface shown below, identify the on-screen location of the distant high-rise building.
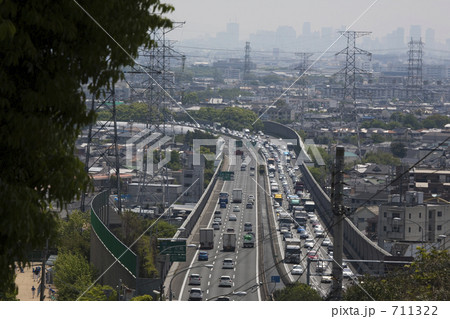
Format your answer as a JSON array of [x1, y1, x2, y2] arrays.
[[226, 22, 239, 45], [275, 25, 297, 51], [384, 27, 405, 50], [425, 28, 435, 48], [216, 22, 240, 48], [409, 25, 422, 41], [303, 22, 311, 36]]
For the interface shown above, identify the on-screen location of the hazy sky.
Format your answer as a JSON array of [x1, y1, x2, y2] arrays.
[[166, 0, 450, 42]]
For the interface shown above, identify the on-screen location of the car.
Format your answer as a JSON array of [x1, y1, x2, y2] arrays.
[[189, 274, 202, 285], [283, 231, 293, 240], [316, 262, 326, 273], [246, 202, 253, 209], [296, 226, 305, 233], [315, 230, 325, 238], [222, 258, 234, 269], [280, 227, 290, 234], [273, 201, 280, 208], [291, 264, 304, 275], [249, 171, 255, 176], [321, 275, 333, 283], [244, 222, 252, 231], [314, 225, 323, 232], [343, 268, 353, 278], [188, 288, 203, 301], [219, 275, 233, 287], [229, 214, 237, 221], [198, 251, 208, 261], [214, 210, 221, 215], [212, 222, 220, 230], [322, 238, 332, 246], [226, 227, 235, 232], [300, 232, 310, 239], [304, 238, 314, 249], [307, 212, 315, 219], [248, 195, 255, 201], [216, 296, 231, 301], [214, 217, 222, 225], [310, 215, 318, 223], [233, 206, 240, 212], [307, 250, 318, 260]]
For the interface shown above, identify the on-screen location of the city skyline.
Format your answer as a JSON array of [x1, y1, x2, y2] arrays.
[[167, 0, 450, 45]]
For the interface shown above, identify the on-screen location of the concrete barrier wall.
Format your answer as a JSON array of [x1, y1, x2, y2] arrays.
[[263, 121, 390, 274], [90, 191, 137, 290], [174, 158, 223, 240]]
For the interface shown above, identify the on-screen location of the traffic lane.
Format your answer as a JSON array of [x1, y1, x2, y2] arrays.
[[202, 160, 254, 300]]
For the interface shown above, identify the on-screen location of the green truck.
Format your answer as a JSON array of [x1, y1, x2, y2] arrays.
[[243, 232, 255, 248]]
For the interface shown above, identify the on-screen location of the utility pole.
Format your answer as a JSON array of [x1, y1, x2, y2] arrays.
[[39, 239, 48, 301], [330, 146, 345, 300]]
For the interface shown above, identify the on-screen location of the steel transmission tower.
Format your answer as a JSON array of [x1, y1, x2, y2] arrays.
[[244, 41, 251, 81], [335, 31, 372, 159], [126, 24, 185, 213], [406, 38, 424, 99], [294, 52, 313, 128], [81, 85, 122, 214]]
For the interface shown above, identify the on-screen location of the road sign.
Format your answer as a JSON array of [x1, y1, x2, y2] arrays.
[[158, 239, 186, 262], [271, 276, 281, 283], [219, 171, 234, 181]]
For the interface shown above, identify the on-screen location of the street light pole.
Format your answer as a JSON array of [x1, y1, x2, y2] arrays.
[[168, 264, 213, 301]]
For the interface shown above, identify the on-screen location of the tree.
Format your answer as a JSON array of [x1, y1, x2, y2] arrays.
[[131, 294, 154, 301], [0, 0, 173, 297], [364, 151, 400, 166], [273, 283, 322, 301], [53, 252, 95, 301], [390, 141, 407, 158], [78, 284, 118, 301], [57, 210, 91, 260], [422, 114, 450, 129], [344, 248, 450, 301]]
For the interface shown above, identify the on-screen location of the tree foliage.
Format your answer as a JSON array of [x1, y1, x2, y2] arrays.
[[344, 248, 450, 301], [0, 0, 173, 297], [57, 210, 91, 260], [96, 102, 170, 123], [131, 294, 154, 301], [175, 106, 263, 132], [364, 151, 401, 166], [53, 251, 94, 301], [273, 283, 323, 301], [78, 284, 118, 301], [390, 141, 407, 158]]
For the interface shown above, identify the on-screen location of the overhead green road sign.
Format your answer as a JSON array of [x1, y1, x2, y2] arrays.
[[219, 171, 235, 181], [158, 238, 186, 262]]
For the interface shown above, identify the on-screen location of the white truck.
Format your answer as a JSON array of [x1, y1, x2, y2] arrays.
[[223, 233, 236, 251], [199, 228, 214, 249], [232, 188, 242, 203]]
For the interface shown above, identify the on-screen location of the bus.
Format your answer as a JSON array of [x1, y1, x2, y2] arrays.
[[285, 245, 301, 263]]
